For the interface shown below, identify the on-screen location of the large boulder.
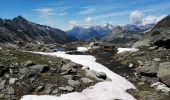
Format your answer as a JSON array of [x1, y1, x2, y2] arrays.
[[157, 62, 170, 86], [61, 63, 78, 74], [30, 64, 50, 73], [137, 61, 159, 76]]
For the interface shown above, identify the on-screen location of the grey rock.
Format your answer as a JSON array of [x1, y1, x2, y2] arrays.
[[153, 58, 161, 62], [0, 80, 6, 90], [157, 62, 170, 86], [0, 93, 4, 99], [62, 75, 73, 80], [85, 69, 99, 79], [81, 77, 93, 84], [30, 64, 50, 73], [138, 82, 145, 86], [148, 46, 158, 51], [6, 87, 15, 95], [68, 80, 80, 88], [25, 60, 35, 67], [37, 86, 44, 92], [52, 89, 58, 94], [137, 61, 159, 76], [97, 72, 107, 80], [45, 88, 52, 94], [62, 64, 77, 74], [59, 86, 74, 92], [9, 78, 18, 84], [19, 67, 29, 75]]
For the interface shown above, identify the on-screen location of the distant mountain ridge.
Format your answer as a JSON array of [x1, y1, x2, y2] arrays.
[[66, 23, 114, 40], [67, 23, 155, 44], [0, 16, 76, 44]]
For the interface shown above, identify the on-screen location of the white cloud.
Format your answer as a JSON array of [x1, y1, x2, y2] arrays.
[[93, 12, 128, 19], [68, 20, 77, 29], [142, 15, 166, 25], [59, 12, 68, 16], [79, 8, 96, 15], [130, 10, 166, 25], [85, 17, 92, 23], [130, 10, 144, 24], [35, 8, 55, 15]]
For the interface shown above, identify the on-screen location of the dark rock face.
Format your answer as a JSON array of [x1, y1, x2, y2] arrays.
[[0, 16, 77, 44]]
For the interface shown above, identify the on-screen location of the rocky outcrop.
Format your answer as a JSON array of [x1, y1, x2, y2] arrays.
[[133, 15, 170, 49], [157, 62, 170, 86]]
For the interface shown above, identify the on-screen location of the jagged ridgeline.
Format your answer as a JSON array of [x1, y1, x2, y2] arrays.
[[0, 16, 77, 44]]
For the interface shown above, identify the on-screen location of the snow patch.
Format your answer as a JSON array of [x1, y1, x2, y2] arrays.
[[76, 47, 89, 52], [118, 48, 139, 53], [151, 82, 170, 92], [21, 51, 136, 100]]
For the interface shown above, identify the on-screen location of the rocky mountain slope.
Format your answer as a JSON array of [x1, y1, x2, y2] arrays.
[[133, 15, 170, 48], [0, 16, 76, 44], [67, 23, 154, 45], [101, 24, 154, 45]]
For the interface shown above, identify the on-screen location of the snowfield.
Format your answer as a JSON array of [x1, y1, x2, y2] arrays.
[[76, 47, 89, 52], [21, 48, 136, 100], [117, 48, 139, 53]]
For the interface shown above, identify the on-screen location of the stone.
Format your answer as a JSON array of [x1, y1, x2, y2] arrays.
[[25, 60, 35, 67], [81, 77, 93, 84], [138, 82, 144, 86], [61, 64, 76, 74], [9, 78, 18, 84], [0, 93, 4, 99], [6, 87, 15, 95], [19, 67, 29, 75], [85, 69, 100, 80], [37, 86, 44, 92], [148, 46, 158, 51], [137, 61, 159, 76], [62, 75, 73, 80], [65, 86, 74, 92], [45, 88, 52, 94], [153, 58, 161, 62], [30, 64, 50, 73], [157, 62, 170, 86], [68, 80, 80, 88], [52, 89, 58, 94], [59, 86, 74, 92], [97, 72, 107, 80], [0, 80, 6, 90]]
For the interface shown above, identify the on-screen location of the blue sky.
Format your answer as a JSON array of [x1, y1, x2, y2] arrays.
[[0, 0, 170, 30]]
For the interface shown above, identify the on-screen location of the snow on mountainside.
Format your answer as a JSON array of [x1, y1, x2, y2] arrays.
[[66, 23, 114, 40], [67, 23, 155, 42]]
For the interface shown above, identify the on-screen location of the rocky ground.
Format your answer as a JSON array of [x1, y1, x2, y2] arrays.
[[1, 42, 170, 100], [0, 46, 110, 100], [114, 47, 170, 100]]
